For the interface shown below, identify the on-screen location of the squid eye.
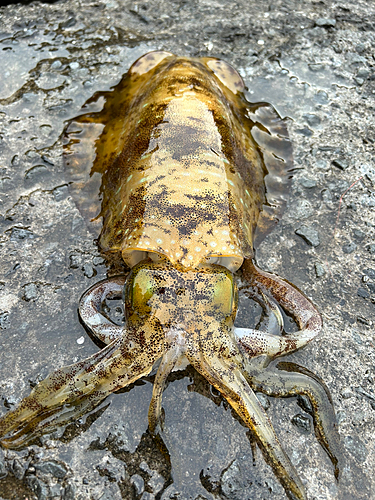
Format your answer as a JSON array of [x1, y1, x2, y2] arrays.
[[210, 271, 236, 317], [128, 268, 156, 313]]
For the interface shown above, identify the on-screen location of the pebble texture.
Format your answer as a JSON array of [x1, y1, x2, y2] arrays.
[[0, 0, 374, 499]]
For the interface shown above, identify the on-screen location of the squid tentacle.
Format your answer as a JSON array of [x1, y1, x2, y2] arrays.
[[79, 276, 127, 345], [0, 335, 161, 450], [148, 346, 181, 435], [234, 326, 312, 360], [246, 361, 342, 480], [238, 260, 322, 359], [187, 346, 307, 500], [258, 290, 284, 336], [149, 325, 189, 434], [244, 287, 284, 336]]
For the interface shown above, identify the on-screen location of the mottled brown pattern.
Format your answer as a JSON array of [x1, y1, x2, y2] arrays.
[[64, 52, 293, 271], [0, 52, 342, 500]]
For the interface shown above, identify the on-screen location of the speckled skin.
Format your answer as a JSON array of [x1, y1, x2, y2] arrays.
[[97, 53, 264, 271], [100, 55, 265, 272], [0, 53, 342, 500]]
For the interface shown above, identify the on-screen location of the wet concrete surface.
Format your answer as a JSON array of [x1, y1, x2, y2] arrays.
[[0, 0, 374, 499]]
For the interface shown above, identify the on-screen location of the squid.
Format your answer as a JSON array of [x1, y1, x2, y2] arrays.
[[0, 51, 341, 500]]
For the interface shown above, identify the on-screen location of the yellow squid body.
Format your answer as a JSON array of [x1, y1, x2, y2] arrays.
[[97, 52, 268, 271], [0, 52, 342, 500]]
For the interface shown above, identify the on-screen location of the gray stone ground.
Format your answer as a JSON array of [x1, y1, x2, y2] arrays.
[[0, 0, 374, 499]]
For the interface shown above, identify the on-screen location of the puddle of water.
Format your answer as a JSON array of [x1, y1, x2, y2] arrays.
[[244, 70, 328, 120], [279, 57, 353, 90], [0, 31, 70, 100], [239, 56, 354, 123]]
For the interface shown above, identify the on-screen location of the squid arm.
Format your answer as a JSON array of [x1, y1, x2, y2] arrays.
[[237, 260, 322, 359], [0, 335, 161, 450]]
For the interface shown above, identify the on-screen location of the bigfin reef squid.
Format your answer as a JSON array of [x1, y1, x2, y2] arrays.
[[0, 51, 342, 500]]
